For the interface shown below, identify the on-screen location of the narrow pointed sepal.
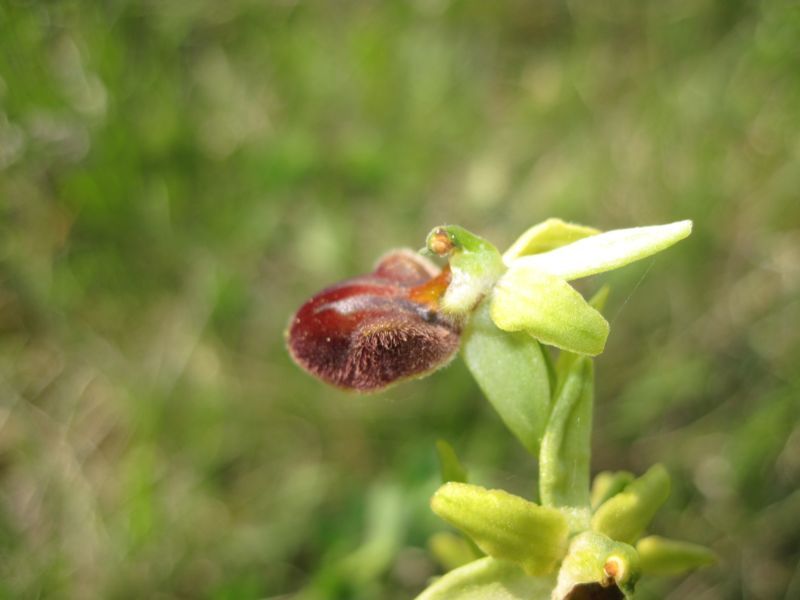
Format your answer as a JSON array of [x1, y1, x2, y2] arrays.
[[490, 266, 609, 356], [510, 220, 693, 281], [636, 536, 717, 576], [591, 464, 671, 544], [431, 482, 568, 576]]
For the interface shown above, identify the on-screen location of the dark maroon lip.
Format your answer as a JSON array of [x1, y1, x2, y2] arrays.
[[286, 249, 461, 392]]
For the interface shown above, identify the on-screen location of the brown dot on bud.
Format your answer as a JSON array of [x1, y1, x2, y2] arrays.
[[603, 558, 619, 580], [428, 228, 455, 256], [286, 250, 461, 392]]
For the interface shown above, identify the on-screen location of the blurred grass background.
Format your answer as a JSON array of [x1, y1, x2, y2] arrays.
[[1, 0, 799, 598]]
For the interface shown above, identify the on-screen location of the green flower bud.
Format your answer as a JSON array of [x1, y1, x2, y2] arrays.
[[636, 535, 717, 576], [553, 531, 640, 600], [431, 482, 568, 576], [591, 464, 671, 544], [590, 471, 635, 511]]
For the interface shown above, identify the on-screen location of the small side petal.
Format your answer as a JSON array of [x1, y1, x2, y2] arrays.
[[490, 266, 609, 356], [502, 218, 600, 265], [511, 220, 693, 281]]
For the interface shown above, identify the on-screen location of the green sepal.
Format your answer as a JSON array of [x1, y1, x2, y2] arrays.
[[490, 266, 609, 356], [552, 531, 640, 600], [416, 557, 555, 600], [462, 300, 551, 455], [511, 220, 692, 281], [426, 225, 504, 315], [591, 464, 671, 544], [591, 471, 635, 511], [436, 440, 468, 484], [636, 535, 717, 576], [539, 356, 593, 518], [427, 532, 482, 572], [430, 482, 568, 576], [502, 218, 600, 265]]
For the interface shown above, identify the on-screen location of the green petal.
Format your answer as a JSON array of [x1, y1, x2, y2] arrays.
[[509, 220, 692, 281], [416, 557, 555, 600], [490, 266, 609, 356], [552, 531, 640, 600], [502, 218, 600, 265], [591, 464, 671, 544], [431, 482, 568, 576], [539, 356, 593, 518], [462, 300, 551, 455], [636, 536, 717, 576]]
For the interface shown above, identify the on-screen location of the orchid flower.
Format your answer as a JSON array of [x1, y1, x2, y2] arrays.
[[287, 218, 691, 392], [426, 218, 692, 356]]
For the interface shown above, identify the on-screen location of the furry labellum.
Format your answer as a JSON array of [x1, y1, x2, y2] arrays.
[[286, 250, 461, 392]]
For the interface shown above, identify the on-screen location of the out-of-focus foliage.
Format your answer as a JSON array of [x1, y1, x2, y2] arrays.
[[0, 0, 798, 598]]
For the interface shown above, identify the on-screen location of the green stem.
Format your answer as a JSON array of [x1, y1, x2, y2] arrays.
[[539, 356, 593, 517]]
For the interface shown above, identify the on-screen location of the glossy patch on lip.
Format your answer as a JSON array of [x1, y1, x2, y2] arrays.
[[286, 249, 462, 392]]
